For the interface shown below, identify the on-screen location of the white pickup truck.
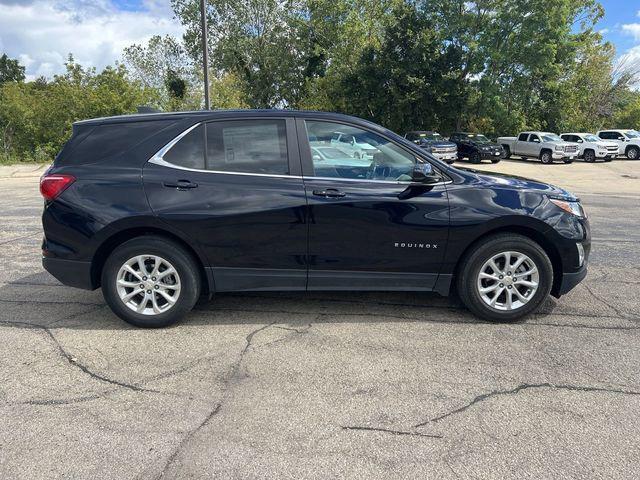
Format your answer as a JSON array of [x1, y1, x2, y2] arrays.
[[497, 132, 579, 164], [559, 133, 617, 162]]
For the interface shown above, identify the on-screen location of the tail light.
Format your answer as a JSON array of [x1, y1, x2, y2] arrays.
[[40, 174, 75, 201]]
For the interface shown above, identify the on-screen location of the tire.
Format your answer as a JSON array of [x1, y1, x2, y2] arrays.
[[501, 146, 511, 159], [540, 150, 552, 164], [491, 158, 501, 164], [583, 149, 596, 163], [470, 151, 481, 164], [563, 158, 573, 164], [456, 233, 553, 322], [101, 236, 201, 328], [626, 146, 639, 160], [604, 157, 612, 162]]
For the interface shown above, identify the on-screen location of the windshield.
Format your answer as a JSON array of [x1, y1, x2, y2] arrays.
[[541, 133, 563, 142], [418, 133, 444, 141], [625, 130, 640, 138], [465, 134, 490, 143], [584, 134, 599, 142]]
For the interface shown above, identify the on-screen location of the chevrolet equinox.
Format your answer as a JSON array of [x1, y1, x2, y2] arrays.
[[41, 110, 590, 327]]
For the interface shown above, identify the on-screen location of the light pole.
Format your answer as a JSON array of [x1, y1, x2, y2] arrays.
[[200, 0, 210, 110]]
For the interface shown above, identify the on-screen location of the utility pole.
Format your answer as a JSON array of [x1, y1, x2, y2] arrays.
[[200, 0, 210, 110]]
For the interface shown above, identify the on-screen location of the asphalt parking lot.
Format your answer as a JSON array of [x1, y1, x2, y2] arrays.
[[1, 158, 639, 479]]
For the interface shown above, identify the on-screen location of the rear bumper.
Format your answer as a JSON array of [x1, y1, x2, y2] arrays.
[[43, 257, 95, 290]]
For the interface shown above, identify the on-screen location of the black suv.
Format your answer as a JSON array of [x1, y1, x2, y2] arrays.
[[450, 132, 503, 163], [41, 110, 589, 327]]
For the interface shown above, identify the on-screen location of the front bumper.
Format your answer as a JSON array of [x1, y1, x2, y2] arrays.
[[432, 152, 457, 162], [478, 150, 503, 159], [554, 264, 588, 296], [552, 151, 576, 160], [43, 256, 95, 290]]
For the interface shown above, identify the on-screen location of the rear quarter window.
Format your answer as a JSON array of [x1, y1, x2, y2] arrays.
[[58, 120, 175, 165]]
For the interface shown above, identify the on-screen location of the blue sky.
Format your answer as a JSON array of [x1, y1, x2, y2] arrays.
[[0, 0, 639, 80], [596, 0, 640, 59]]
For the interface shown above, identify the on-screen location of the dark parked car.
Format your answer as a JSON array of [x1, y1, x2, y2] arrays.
[[449, 132, 503, 163], [404, 131, 457, 164], [41, 110, 590, 327]]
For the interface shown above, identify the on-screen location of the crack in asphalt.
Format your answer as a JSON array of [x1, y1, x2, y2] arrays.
[[583, 284, 635, 320], [341, 425, 442, 439], [155, 321, 277, 480], [0, 231, 40, 246], [0, 313, 159, 398], [208, 305, 639, 332], [414, 383, 640, 427]]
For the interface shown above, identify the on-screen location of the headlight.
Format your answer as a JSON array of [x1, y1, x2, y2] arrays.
[[554, 145, 564, 151], [549, 198, 586, 217]]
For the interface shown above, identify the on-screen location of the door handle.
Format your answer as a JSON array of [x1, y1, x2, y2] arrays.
[[163, 180, 198, 190], [312, 188, 346, 198]]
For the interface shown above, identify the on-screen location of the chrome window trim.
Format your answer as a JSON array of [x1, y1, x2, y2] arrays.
[[148, 121, 451, 186], [303, 176, 452, 186]]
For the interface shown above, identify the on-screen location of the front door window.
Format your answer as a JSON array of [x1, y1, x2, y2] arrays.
[[305, 120, 416, 181]]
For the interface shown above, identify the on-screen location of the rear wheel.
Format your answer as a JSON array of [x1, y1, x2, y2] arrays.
[[456, 234, 553, 322], [583, 149, 596, 163], [501, 146, 511, 159], [626, 146, 639, 160], [101, 236, 201, 328]]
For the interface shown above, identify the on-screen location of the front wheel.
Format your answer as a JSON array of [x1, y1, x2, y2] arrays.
[[584, 150, 596, 163], [627, 146, 639, 160], [456, 234, 553, 322], [470, 152, 481, 164], [540, 150, 552, 164], [101, 236, 201, 328]]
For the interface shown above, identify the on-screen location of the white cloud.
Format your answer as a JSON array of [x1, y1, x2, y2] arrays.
[[0, 0, 184, 80], [622, 23, 640, 41]]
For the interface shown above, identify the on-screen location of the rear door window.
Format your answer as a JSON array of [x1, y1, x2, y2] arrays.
[[161, 119, 289, 175], [205, 120, 288, 175]]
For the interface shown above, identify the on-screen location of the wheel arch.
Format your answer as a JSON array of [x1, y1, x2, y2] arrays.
[[539, 148, 552, 158], [90, 226, 212, 296], [452, 225, 563, 297]]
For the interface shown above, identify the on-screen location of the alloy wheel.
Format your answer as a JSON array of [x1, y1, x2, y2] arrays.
[[116, 255, 181, 315], [476, 251, 539, 311]]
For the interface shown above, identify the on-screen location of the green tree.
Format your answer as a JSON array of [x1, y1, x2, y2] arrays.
[[0, 56, 157, 162], [0, 54, 26, 83]]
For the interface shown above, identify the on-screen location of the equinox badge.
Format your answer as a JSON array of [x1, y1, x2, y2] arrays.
[[394, 242, 438, 249]]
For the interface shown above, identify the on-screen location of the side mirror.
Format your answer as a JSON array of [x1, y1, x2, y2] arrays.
[[533, 138, 540, 143], [619, 137, 625, 141], [577, 139, 583, 143], [312, 154, 322, 162], [411, 162, 438, 183]]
